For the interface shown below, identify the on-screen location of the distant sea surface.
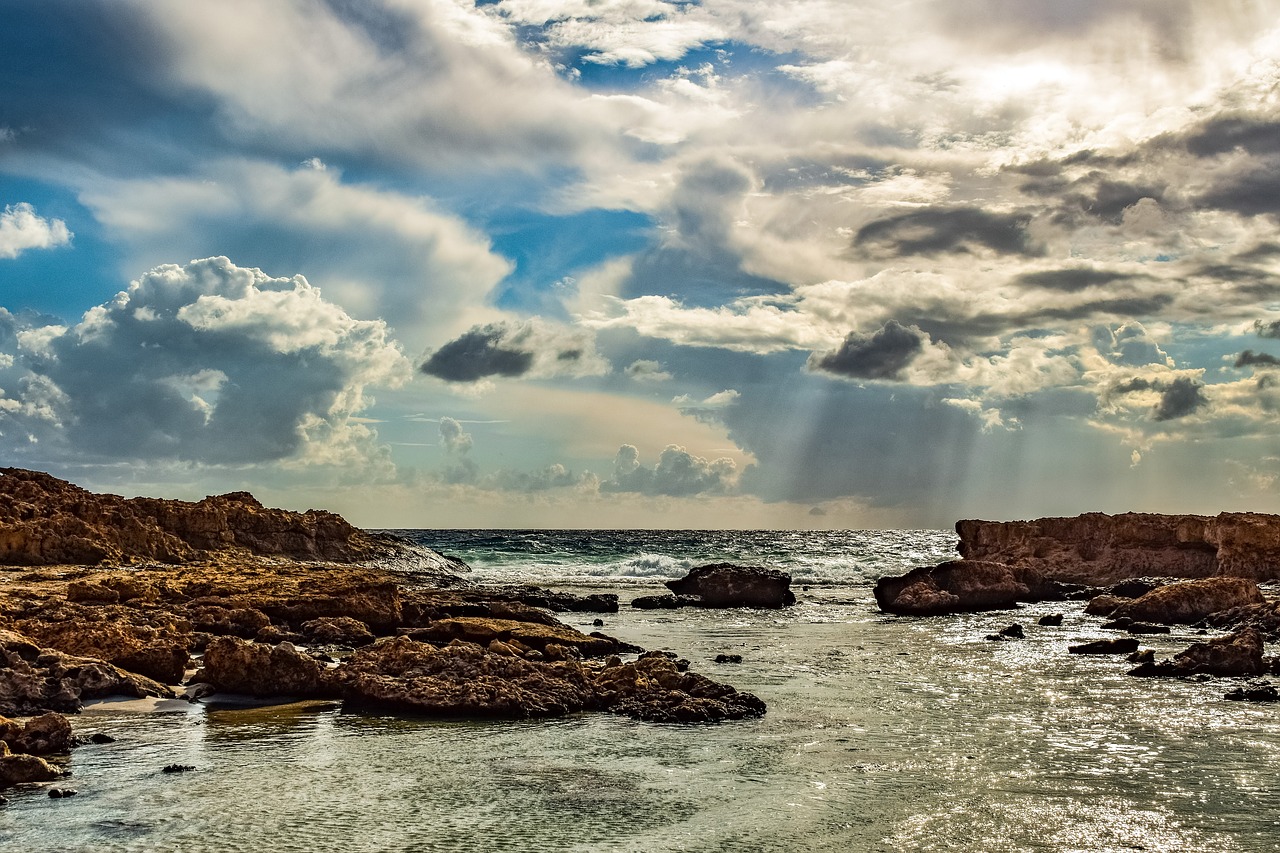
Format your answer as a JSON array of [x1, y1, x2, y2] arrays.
[[6, 529, 1280, 852]]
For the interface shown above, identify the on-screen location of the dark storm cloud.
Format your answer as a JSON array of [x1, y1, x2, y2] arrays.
[[1196, 161, 1280, 218], [421, 324, 535, 381], [1015, 167, 1166, 225], [1256, 320, 1280, 339], [1153, 377, 1208, 422], [808, 321, 924, 381], [1235, 350, 1280, 368], [854, 207, 1039, 258], [1016, 267, 1142, 292], [1183, 115, 1280, 157]]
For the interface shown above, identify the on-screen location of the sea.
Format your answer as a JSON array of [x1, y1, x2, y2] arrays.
[[4, 529, 1280, 852]]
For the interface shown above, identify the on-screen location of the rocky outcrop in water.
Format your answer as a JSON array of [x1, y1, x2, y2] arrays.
[[1107, 578, 1264, 625], [956, 512, 1280, 584], [664, 563, 796, 608], [1128, 627, 1267, 678], [873, 560, 1060, 616], [0, 467, 451, 570]]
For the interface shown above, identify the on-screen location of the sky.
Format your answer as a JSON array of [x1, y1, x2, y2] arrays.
[[3, 0, 1280, 529]]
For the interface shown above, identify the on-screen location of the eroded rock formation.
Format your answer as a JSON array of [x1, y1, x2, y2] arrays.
[[0, 467, 451, 570], [956, 512, 1280, 584], [664, 563, 796, 608], [872, 560, 1063, 616]]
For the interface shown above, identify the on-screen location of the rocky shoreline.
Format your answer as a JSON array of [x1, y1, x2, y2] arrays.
[[0, 469, 783, 794], [875, 512, 1280, 700]]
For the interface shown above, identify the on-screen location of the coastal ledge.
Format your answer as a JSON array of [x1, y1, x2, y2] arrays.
[[957, 511, 1280, 585]]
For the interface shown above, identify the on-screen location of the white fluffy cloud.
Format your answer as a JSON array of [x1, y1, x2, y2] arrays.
[[0, 257, 410, 466], [0, 203, 71, 259]]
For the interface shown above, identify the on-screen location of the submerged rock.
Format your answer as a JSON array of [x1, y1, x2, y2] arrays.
[[1225, 681, 1280, 702], [1069, 638, 1140, 655], [1038, 613, 1064, 627]]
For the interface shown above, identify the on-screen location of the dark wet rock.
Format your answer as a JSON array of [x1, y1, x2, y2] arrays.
[[1205, 600, 1280, 639], [480, 586, 620, 614], [999, 623, 1025, 639], [89, 732, 115, 744], [592, 619, 604, 627], [874, 560, 1050, 616], [1129, 628, 1267, 678], [162, 764, 195, 773], [630, 594, 687, 610], [1101, 617, 1132, 630], [665, 564, 796, 609], [47, 787, 76, 798], [1069, 638, 1140, 655], [1109, 578, 1164, 599], [1225, 681, 1280, 702], [714, 654, 743, 664], [1038, 613, 1064, 627], [194, 637, 328, 698], [1110, 578, 1264, 626], [1127, 649, 1155, 664]]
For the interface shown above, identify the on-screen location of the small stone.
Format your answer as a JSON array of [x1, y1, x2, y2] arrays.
[[714, 654, 743, 664], [1224, 681, 1280, 702], [48, 788, 77, 799], [162, 764, 195, 774], [592, 619, 604, 627], [89, 732, 116, 744], [1069, 638, 1140, 655], [1038, 614, 1064, 627], [999, 624, 1024, 639], [1127, 649, 1155, 664], [1126, 623, 1171, 635]]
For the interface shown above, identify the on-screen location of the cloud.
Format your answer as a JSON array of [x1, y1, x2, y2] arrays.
[[1152, 376, 1208, 421], [0, 204, 72, 259], [81, 160, 512, 351], [420, 318, 608, 383], [625, 359, 672, 382], [808, 321, 926, 381], [438, 417, 474, 454], [602, 443, 739, 496], [1235, 350, 1280, 368], [0, 257, 409, 466], [854, 208, 1040, 258], [1092, 322, 1172, 367]]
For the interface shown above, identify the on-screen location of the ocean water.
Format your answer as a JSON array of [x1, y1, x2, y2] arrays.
[[4, 529, 1280, 852]]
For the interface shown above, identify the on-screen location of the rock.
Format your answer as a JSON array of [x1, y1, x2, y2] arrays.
[[665, 564, 795, 608], [714, 654, 743, 664], [1069, 638, 1140, 655], [402, 617, 618, 657], [999, 623, 1025, 639], [161, 764, 195, 773], [874, 560, 1048, 616], [1127, 649, 1155, 664], [630, 594, 686, 610], [1109, 578, 1264, 625], [265, 583, 404, 634], [335, 637, 765, 723], [195, 637, 328, 697], [89, 732, 115, 744], [1038, 613, 1064, 626], [187, 606, 272, 639], [1125, 623, 1171, 635], [0, 751, 61, 788], [956, 512, 1280, 584], [47, 787, 76, 798], [0, 467, 451, 568], [299, 617, 374, 647], [592, 619, 604, 627], [1129, 628, 1267, 678], [0, 712, 73, 756], [480, 586, 620, 614], [0, 628, 173, 716], [179, 683, 216, 702], [1109, 578, 1164, 599], [253, 625, 297, 645], [1084, 595, 1128, 616], [1225, 681, 1280, 702], [17, 620, 189, 684]]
